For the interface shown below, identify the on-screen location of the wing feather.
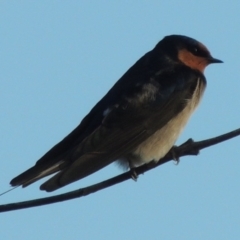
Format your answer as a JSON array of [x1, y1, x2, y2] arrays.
[[40, 82, 194, 191]]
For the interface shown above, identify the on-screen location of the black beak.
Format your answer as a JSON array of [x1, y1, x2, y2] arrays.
[[208, 57, 223, 64]]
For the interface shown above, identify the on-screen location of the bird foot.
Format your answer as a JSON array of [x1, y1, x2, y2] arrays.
[[170, 146, 180, 165], [130, 168, 138, 181]]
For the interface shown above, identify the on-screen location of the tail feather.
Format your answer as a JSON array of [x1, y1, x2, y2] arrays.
[[40, 153, 113, 192], [10, 162, 64, 187]]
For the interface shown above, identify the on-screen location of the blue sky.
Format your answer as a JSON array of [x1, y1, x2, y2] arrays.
[[1, 1, 240, 240]]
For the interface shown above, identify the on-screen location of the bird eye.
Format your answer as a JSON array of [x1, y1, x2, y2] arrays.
[[193, 47, 198, 53], [191, 46, 203, 56]]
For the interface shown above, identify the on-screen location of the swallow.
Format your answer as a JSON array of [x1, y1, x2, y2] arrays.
[[10, 35, 222, 192]]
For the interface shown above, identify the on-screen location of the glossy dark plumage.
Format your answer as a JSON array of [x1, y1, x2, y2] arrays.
[[10, 35, 222, 191]]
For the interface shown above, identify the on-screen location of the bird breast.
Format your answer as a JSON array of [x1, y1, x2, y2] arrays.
[[130, 77, 205, 167]]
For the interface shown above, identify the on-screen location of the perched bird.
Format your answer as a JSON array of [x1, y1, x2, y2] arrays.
[[10, 35, 222, 192]]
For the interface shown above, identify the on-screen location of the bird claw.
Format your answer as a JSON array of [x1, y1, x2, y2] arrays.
[[130, 168, 138, 181], [170, 146, 180, 165]]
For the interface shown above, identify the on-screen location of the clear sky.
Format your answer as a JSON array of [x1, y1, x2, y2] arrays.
[[1, 1, 240, 240]]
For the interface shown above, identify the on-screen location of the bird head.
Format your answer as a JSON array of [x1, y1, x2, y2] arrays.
[[156, 35, 223, 73]]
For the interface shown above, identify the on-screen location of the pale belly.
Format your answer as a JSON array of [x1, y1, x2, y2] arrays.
[[131, 104, 194, 165], [118, 78, 204, 169]]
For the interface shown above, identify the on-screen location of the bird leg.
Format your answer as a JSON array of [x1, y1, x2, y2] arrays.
[[170, 146, 180, 164], [128, 161, 138, 181]]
